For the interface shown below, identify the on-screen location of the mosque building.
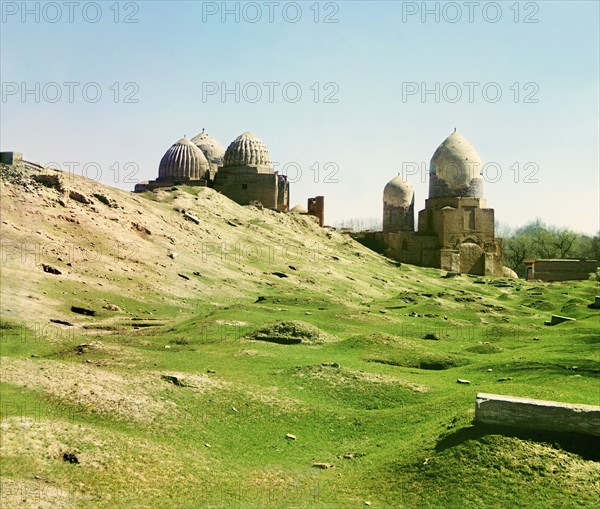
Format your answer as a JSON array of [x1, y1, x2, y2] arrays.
[[358, 129, 511, 277]]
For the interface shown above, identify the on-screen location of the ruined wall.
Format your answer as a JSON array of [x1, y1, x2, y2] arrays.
[[307, 196, 325, 227], [277, 175, 289, 212], [528, 259, 598, 282]]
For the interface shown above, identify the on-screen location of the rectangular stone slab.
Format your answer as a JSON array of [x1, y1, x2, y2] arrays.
[[475, 393, 600, 436]]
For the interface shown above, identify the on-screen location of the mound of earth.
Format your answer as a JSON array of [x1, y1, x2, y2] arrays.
[[343, 334, 467, 370], [397, 434, 600, 508], [465, 343, 504, 354], [247, 321, 336, 344]]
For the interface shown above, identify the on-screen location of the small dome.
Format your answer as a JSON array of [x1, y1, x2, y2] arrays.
[[191, 129, 225, 168], [383, 176, 414, 207], [223, 131, 273, 171], [290, 204, 308, 214], [158, 138, 210, 180]]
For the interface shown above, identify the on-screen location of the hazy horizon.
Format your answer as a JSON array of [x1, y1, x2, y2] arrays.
[[1, 1, 598, 234]]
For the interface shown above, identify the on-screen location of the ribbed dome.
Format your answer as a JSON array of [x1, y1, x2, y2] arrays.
[[191, 129, 225, 168], [429, 130, 483, 198], [223, 131, 273, 171], [158, 138, 210, 180], [383, 176, 414, 207]]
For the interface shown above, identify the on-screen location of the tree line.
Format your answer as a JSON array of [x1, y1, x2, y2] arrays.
[[499, 219, 599, 277]]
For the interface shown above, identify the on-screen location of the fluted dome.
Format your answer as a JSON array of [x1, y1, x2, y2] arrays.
[[223, 131, 273, 172], [191, 129, 225, 169], [383, 176, 414, 208], [429, 130, 483, 198], [158, 138, 210, 180]]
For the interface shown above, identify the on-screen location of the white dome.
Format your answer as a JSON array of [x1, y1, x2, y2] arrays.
[[430, 130, 482, 190], [191, 129, 225, 168], [383, 176, 414, 207]]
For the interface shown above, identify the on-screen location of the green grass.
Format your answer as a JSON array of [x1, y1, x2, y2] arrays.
[[2, 264, 599, 508]]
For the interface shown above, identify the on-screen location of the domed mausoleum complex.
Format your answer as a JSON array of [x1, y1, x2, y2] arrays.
[[359, 130, 506, 276], [135, 130, 290, 213]]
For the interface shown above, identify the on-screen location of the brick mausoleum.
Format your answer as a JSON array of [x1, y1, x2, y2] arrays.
[[135, 129, 324, 224], [355, 130, 514, 277]]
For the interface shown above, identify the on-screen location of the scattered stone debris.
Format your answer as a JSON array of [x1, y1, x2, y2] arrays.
[[68, 190, 90, 204], [41, 264, 61, 275], [132, 222, 151, 235], [231, 407, 239, 413], [50, 319, 73, 326], [442, 271, 460, 278], [288, 265, 297, 270], [62, 451, 79, 464], [183, 212, 201, 224], [74, 341, 103, 355], [312, 462, 334, 469], [178, 273, 190, 280], [285, 433, 297, 441], [102, 303, 121, 312], [0, 163, 26, 185], [32, 174, 64, 192], [423, 333, 440, 341], [322, 362, 340, 368], [455, 296, 478, 303], [498, 377, 513, 382], [343, 453, 355, 459], [545, 315, 576, 326], [193, 271, 201, 276], [161, 374, 185, 387], [533, 337, 540, 341], [207, 369, 216, 374], [247, 321, 335, 345], [492, 281, 513, 288], [457, 379, 471, 385], [168, 251, 177, 260], [271, 272, 288, 278], [93, 193, 118, 208], [204, 443, 211, 448], [588, 296, 600, 309], [255, 296, 266, 303], [71, 306, 95, 316]]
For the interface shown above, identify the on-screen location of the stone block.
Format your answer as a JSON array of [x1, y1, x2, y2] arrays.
[[475, 393, 600, 436], [0, 152, 23, 165], [544, 315, 576, 326]]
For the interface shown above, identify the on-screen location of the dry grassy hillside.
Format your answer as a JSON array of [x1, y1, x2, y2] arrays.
[[1, 163, 404, 326]]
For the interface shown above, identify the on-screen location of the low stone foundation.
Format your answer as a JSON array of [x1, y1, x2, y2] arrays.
[[474, 393, 600, 436]]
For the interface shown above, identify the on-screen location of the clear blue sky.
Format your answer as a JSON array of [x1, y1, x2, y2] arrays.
[[1, 0, 598, 233]]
